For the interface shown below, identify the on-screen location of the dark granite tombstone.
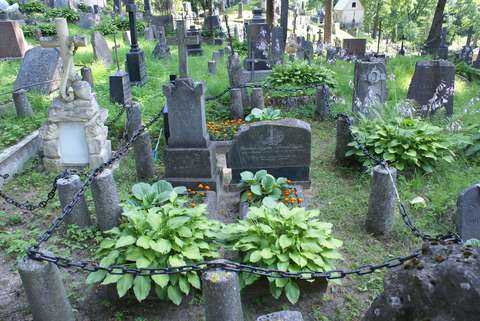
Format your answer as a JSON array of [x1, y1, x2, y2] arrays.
[[226, 119, 311, 184], [110, 70, 132, 105], [244, 8, 271, 71], [14, 46, 61, 94], [342, 38, 366, 58], [459, 45, 473, 64], [203, 15, 221, 30], [407, 60, 455, 116], [303, 39, 314, 63], [125, 0, 147, 85], [150, 15, 174, 33], [270, 26, 284, 65], [186, 25, 203, 56], [457, 183, 480, 241], [0, 20, 26, 58], [91, 31, 113, 66], [352, 59, 388, 118]]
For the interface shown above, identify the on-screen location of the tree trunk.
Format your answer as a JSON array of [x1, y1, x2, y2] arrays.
[[280, 0, 288, 46], [266, 0, 274, 28], [324, 0, 332, 44], [424, 0, 447, 53]]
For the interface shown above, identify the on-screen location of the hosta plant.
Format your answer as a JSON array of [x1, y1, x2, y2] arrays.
[[245, 108, 283, 123], [347, 116, 455, 173], [239, 170, 290, 206], [266, 61, 336, 88], [87, 182, 221, 304], [222, 204, 343, 304]]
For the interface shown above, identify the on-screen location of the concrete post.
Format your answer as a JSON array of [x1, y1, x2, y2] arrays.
[[57, 174, 91, 227], [91, 169, 122, 231], [13, 89, 34, 118], [250, 87, 265, 109]]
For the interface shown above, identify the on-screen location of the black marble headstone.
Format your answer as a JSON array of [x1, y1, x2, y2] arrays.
[[244, 8, 271, 71], [109, 70, 132, 105]]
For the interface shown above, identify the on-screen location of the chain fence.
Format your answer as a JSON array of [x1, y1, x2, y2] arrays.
[[0, 83, 464, 280]]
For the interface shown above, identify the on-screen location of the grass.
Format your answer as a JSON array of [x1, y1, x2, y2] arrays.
[[0, 22, 479, 321]]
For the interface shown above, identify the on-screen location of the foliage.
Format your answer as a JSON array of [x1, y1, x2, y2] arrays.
[[201, 27, 224, 38], [455, 62, 480, 82], [221, 204, 343, 304], [239, 170, 291, 206], [232, 39, 248, 56], [347, 116, 455, 173], [207, 119, 243, 141], [19, 0, 47, 13], [77, 2, 89, 12], [463, 123, 480, 158], [266, 61, 336, 89], [245, 108, 283, 122], [96, 15, 146, 36], [465, 239, 480, 247], [45, 7, 80, 22], [87, 181, 221, 304], [38, 22, 57, 36]]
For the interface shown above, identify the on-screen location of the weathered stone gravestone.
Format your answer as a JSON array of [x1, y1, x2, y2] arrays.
[[303, 39, 314, 63], [0, 19, 26, 58], [185, 25, 203, 56], [226, 119, 311, 184], [91, 31, 112, 66], [407, 60, 455, 116], [14, 46, 62, 94], [39, 18, 111, 171], [459, 45, 473, 64], [352, 59, 388, 118], [342, 38, 366, 58], [144, 26, 154, 41], [362, 242, 480, 321], [123, 30, 131, 46], [228, 53, 249, 108], [77, 11, 99, 29], [244, 8, 271, 71], [150, 15, 174, 33], [457, 183, 480, 241], [163, 20, 216, 188], [270, 26, 284, 65], [152, 25, 170, 59]]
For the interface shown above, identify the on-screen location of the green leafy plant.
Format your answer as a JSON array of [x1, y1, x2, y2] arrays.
[[347, 116, 455, 173], [19, 0, 47, 13], [245, 108, 283, 122], [232, 39, 247, 56], [465, 239, 480, 248], [96, 15, 145, 36], [87, 181, 221, 304], [222, 204, 343, 304], [463, 123, 480, 158], [38, 22, 57, 36], [239, 170, 290, 206], [266, 61, 336, 89], [45, 8, 80, 22]]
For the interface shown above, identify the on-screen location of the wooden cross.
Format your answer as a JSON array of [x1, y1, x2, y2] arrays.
[[167, 20, 200, 79], [40, 18, 87, 101]]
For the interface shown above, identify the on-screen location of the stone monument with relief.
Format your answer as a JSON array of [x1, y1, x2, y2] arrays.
[[39, 18, 111, 171], [163, 20, 216, 189]]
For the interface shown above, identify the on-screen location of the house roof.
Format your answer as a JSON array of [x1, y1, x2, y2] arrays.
[[334, 0, 358, 10]]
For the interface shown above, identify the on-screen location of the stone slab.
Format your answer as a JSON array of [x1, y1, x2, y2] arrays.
[[0, 20, 26, 58], [457, 183, 480, 240]]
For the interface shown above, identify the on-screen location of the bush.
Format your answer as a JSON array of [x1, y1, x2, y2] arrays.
[[463, 123, 480, 158], [45, 7, 80, 22], [21, 24, 37, 38], [87, 181, 221, 304], [456, 61, 480, 82], [96, 15, 145, 36], [19, 0, 46, 13], [232, 39, 247, 56], [266, 61, 336, 89], [347, 116, 455, 173], [222, 204, 342, 304], [245, 107, 283, 122]]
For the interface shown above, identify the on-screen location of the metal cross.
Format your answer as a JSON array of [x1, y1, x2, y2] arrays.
[[167, 20, 200, 79]]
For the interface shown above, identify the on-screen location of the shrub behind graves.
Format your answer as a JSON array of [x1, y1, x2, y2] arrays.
[[348, 116, 455, 173], [463, 124, 480, 158], [96, 15, 146, 36], [19, 0, 47, 14], [45, 8, 80, 23], [87, 181, 221, 304], [232, 39, 247, 56], [245, 107, 283, 122], [266, 61, 336, 88], [222, 204, 342, 304]]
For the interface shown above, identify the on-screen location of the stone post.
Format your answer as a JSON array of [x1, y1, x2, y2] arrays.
[[12, 89, 34, 118], [230, 88, 244, 119], [208, 60, 217, 75], [57, 175, 91, 227], [203, 268, 244, 321], [127, 103, 156, 181], [366, 165, 397, 236], [18, 254, 75, 321], [212, 51, 221, 62], [314, 85, 329, 121], [91, 169, 122, 231], [250, 87, 265, 109], [80, 66, 94, 89], [335, 115, 353, 163]]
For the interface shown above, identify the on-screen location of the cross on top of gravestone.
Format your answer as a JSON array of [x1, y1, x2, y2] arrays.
[[167, 20, 200, 78], [40, 18, 87, 102]]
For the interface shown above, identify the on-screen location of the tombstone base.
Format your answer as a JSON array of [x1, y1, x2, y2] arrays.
[[242, 69, 272, 82], [244, 58, 270, 71], [126, 50, 147, 86], [109, 70, 132, 105], [187, 47, 204, 56]]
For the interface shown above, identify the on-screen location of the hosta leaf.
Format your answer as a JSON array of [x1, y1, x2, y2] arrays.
[[136, 235, 151, 249], [187, 272, 201, 289], [86, 270, 107, 284], [99, 239, 115, 249], [169, 255, 186, 267], [260, 248, 274, 259], [150, 238, 172, 254], [133, 276, 151, 302], [250, 250, 262, 263], [240, 171, 255, 181], [152, 274, 170, 288], [167, 216, 190, 229], [167, 285, 183, 305], [116, 274, 134, 298], [251, 184, 262, 196], [132, 183, 152, 200], [183, 245, 202, 260], [115, 235, 136, 248], [101, 273, 122, 285], [178, 226, 192, 238], [321, 249, 343, 260], [179, 276, 190, 295], [289, 252, 307, 267], [136, 256, 151, 268], [279, 235, 292, 249], [152, 180, 173, 194], [285, 280, 300, 304]]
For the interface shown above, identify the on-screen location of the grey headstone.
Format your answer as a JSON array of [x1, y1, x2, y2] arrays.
[[81, 66, 94, 89], [77, 12, 99, 29], [228, 53, 249, 107], [303, 39, 314, 63], [335, 115, 353, 164], [314, 85, 329, 121], [152, 25, 171, 59], [91, 31, 113, 66], [250, 87, 264, 109], [212, 50, 221, 62], [123, 30, 132, 46], [459, 45, 473, 64], [144, 27, 155, 41], [407, 60, 455, 116], [257, 311, 304, 321], [12, 89, 33, 118], [271, 26, 284, 65], [244, 9, 271, 71], [457, 184, 480, 240], [14, 46, 61, 94], [474, 53, 480, 69], [109, 70, 132, 106], [237, 2, 243, 18], [352, 59, 388, 118], [203, 15, 221, 31], [230, 88, 244, 119], [342, 38, 366, 58], [326, 46, 336, 61], [227, 119, 311, 183]]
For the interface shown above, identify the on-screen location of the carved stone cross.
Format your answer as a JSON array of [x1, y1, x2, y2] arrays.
[[40, 18, 87, 102], [167, 20, 200, 78]]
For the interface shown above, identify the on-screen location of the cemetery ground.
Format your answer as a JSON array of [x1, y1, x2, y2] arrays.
[[1, 28, 480, 321]]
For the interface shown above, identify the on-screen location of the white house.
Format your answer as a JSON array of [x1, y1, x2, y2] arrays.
[[334, 0, 364, 26]]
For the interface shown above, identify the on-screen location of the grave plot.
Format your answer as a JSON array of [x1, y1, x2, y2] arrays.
[[0, 3, 480, 321]]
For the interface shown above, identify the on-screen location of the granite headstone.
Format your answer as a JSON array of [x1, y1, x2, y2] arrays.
[[457, 183, 480, 241], [91, 31, 113, 66], [342, 38, 366, 58], [0, 20, 26, 58], [244, 8, 271, 71]]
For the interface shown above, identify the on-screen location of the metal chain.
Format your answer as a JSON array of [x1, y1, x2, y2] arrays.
[[105, 105, 127, 127]]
